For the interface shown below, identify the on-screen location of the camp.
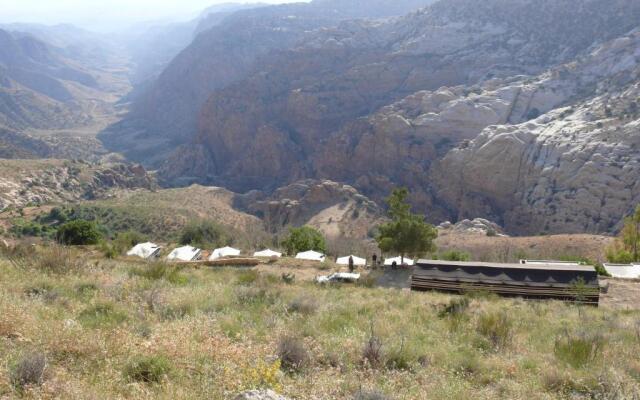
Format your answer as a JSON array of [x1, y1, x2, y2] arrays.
[[126, 242, 161, 259], [210, 246, 241, 261], [253, 249, 282, 258], [295, 250, 326, 262], [336, 255, 366, 266], [384, 256, 414, 266], [167, 246, 202, 262], [603, 263, 640, 279]]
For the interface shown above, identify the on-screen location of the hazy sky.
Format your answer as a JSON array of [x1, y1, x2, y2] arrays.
[[0, 0, 302, 31]]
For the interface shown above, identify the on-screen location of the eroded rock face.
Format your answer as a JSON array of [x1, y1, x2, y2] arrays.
[[235, 179, 382, 239], [438, 218, 506, 236], [432, 80, 640, 235], [0, 160, 157, 211]]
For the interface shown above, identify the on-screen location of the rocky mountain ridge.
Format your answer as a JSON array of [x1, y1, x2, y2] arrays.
[[151, 0, 640, 235]]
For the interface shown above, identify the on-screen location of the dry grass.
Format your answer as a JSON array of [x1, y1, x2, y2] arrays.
[[1, 249, 640, 399]]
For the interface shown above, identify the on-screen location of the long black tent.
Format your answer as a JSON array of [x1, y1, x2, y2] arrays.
[[412, 260, 600, 304]]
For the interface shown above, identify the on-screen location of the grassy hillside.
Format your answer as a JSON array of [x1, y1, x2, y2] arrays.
[[0, 246, 639, 399]]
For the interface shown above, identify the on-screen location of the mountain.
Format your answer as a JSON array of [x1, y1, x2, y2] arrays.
[[101, 0, 438, 162], [121, 3, 266, 85], [431, 30, 640, 235]]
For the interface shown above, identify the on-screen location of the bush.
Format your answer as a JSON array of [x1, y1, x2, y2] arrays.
[[10, 352, 47, 389], [362, 334, 383, 368], [124, 355, 172, 383], [354, 390, 391, 400], [31, 245, 84, 275], [477, 311, 513, 349], [554, 332, 604, 369], [179, 221, 227, 249], [277, 336, 309, 372], [56, 220, 102, 245], [281, 226, 326, 256], [129, 261, 187, 285], [438, 250, 471, 262], [438, 297, 470, 318], [287, 297, 318, 315], [78, 303, 127, 328]]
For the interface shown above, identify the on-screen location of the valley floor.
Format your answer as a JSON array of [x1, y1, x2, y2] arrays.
[[1, 248, 639, 399]]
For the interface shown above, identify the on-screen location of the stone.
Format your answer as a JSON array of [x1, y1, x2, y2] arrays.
[[234, 390, 290, 400]]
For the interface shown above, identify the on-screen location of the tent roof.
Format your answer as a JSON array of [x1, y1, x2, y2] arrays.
[[384, 256, 414, 265], [603, 263, 640, 279], [254, 249, 282, 257], [167, 246, 202, 261], [336, 255, 366, 265]]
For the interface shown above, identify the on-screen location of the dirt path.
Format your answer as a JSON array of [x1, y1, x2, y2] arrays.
[[599, 277, 640, 310]]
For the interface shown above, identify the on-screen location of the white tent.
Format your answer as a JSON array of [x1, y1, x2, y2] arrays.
[[167, 246, 202, 262], [384, 256, 414, 266], [316, 272, 361, 284], [127, 242, 161, 259], [336, 255, 366, 266], [209, 246, 241, 261], [520, 259, 584, 266], [603, 263, 640, 279], [295, 250, 326, 262], [253, 249, 282, 258]]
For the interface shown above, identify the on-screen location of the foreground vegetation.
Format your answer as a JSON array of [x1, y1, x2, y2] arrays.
[[1, 246, 639, 399]]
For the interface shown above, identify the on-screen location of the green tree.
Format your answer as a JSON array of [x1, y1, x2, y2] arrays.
[[376, 188, 437, 263], [282, 226, 326, 256], [607, 205, 640, 263], [56, 220, 102, 245], [179, 221, 228, 249]]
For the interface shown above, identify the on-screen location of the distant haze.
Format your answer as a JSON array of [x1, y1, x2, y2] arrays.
[[0, 0, 304, 32]]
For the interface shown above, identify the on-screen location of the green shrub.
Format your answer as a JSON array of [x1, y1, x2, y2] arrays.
[[56, 220, 102, 245], [554, 332, 604, 369], [78, 303, 127, 328], [123, 355, 172, 383], [477, 311, 513, 349], [438, 250, 471, 262], [179, 221, 228, 248], [281, 226, 326, 255], [129, 262, 187, 285], [438, 297, 470, 318]]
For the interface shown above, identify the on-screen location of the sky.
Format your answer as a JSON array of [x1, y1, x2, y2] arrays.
[[0, 0, 301, 31]]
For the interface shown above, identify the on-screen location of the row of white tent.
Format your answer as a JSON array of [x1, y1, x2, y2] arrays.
[[126, 242, 412, 266]]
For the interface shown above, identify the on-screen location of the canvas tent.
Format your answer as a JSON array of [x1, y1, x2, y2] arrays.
[[336, 255, 366, 266], [603, 263, 640, 279], [295, 250, 326, 262], [253, 249, 282, 258], [210, 246, 241, 261], [316, 272, 361, 284], [127, 242, 161, 259], [167, 246, 202, 262], [384, 256, 414, 266]]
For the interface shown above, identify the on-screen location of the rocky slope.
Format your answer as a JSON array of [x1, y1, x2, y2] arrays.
[[103, 0, 437, 161], [0, 159, 156, 211], [235, 179, 383, 240], [161, 0, 640, 198]]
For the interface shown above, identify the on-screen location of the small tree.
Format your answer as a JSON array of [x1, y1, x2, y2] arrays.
[[607, 205, 640, 263], [282, 226, 326, 256], [56, 220, 102, 245], [179, 221, 227, 249], [376, 188, 437, 263]]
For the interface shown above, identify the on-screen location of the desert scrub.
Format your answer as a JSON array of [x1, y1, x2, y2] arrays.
[[10, 352, 47, 390], [123, 355, 172, 383], [277, 336, 309, 372], [129, 261, 188, 284], [78, 302, 128, 328], [554, 331, 605, 368], [476, 311, 513, 350]]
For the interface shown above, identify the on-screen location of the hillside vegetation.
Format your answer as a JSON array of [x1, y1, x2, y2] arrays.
[[0, 247, 639, 399]]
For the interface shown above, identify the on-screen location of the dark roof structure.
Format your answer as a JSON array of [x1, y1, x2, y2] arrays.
[[412, 260, 599, 305]]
